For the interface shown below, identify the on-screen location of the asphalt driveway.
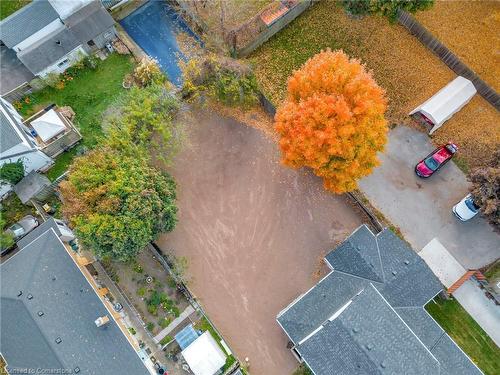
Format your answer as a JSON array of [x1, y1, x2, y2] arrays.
[[158, 110, 363, 375], [359, 126, 499, 269]]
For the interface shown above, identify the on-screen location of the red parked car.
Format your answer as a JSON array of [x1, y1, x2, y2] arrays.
[[415, 143, 458, 178]]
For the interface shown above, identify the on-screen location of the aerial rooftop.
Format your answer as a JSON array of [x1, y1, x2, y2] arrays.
[[277, 225, 482, 375], [0, 224, 150, 375]]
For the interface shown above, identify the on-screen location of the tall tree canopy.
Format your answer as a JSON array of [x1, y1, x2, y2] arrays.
[[60, 147, 177, 261], [342, 0, 434, 21], [275, 49, 388, 193], [470, 149, 499, 231]]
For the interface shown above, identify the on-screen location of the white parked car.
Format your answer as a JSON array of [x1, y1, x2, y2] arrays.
[[453, 194, 480, 221]]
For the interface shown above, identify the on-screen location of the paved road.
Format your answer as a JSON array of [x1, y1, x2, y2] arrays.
[[359, 126, 499, 269]]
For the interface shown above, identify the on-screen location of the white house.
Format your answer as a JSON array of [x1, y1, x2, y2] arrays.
[[0, 0, 116, 83], [0, 97, 53, 197]]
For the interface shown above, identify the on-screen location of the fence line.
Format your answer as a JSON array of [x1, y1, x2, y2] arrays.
[[396, 9, 500, 111]]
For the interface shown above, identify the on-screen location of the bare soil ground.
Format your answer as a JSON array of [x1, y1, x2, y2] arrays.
[[157, 110, 363, 375]]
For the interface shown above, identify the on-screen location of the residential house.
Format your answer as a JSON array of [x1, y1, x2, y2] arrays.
[[0, 0, 116, 94], [277, 225, 482, 375], [0, 220, 150, 375], [0, 97, 53, 197]]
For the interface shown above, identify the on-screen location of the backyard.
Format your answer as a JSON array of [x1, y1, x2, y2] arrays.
[[249, 1, 499, 170], [157, 109, 364, 374], [17, 53, 134, 179], [426, 297, 500, 375], [105, 249, 190, 337]]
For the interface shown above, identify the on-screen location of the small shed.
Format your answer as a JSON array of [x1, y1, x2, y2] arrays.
[[181, 331, 226, 375], [30, 109, 67, 143], [13, 171, 51, 204], [409, 76, 476, 135]]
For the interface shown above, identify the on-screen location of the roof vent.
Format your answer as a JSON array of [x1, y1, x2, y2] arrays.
[[404, 260, 410, 265], [17, 291, 23, 297], [38, 311, 44, 317], [52, 276, 57, 281], [381, 361, 386, 368], [352, 327, 360, 333], [56, 40, 61, 46], [366, 344, 374, 351], [74, 368, 80, 374], [391, 271, 397, 276], [27, 293, 33, 300], [55, 337, 62, 344]]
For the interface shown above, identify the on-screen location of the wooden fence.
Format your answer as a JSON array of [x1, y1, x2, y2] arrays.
[[396, 9, 500, 111]]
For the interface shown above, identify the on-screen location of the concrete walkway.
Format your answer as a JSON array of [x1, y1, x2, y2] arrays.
[[359, 126, 499, 269], [154, 305, 195, 343], [454, 280, 500, 347]]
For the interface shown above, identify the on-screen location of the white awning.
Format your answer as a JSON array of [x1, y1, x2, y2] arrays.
[[31, 109, 66, 142], [410, 76, 476, 134], [419, 238, 466, 288], [181, 331, 226, 375]]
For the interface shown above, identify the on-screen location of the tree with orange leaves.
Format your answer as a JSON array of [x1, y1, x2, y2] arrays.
[[275, 49, 388, 193]]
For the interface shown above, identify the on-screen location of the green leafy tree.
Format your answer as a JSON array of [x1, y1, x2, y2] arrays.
[[0, 216, 15, 250], [104, 83, 182, 161], [342, 0, 434, 20], [0, 160, 24, 184], [60, 147, 177, 261]]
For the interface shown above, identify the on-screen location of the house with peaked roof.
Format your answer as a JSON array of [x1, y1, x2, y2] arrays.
[[277, 225, 482, 375], [0, 0, 116, 93], [0, 220, 150, 375], [0, 97, 53, 197]]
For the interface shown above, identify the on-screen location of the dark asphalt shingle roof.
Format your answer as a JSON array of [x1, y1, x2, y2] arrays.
[[64, 1, 115, 43], [0, 110, 23, 153], [297, 286, 440, 375], [0, 227, 150, 375], [0, 0, 59, 48], [17, 27, 80, 74], [278, 225, 481, 375], [13, 170, 51, 204]]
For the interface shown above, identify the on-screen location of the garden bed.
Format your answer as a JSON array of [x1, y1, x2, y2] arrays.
[[17, 54, 134, 179], [250, 1, 499, 169], [426, 297, 500, 375], [108, 249, 190, 336]]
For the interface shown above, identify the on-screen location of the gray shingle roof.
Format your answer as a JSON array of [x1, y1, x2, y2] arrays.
[[64, 1, 115, 43], [0, 110, 22, 153], [17, 27, 80, 74], [0, 227, 150, 375], [278, 225, 482, 375], [0, 0, 59, 48], [297, 286, 440, 375]]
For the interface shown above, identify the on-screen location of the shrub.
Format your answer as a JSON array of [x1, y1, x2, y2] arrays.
[[137, 287, 147, 297], [146, 322, 155, 332], [342, 0, 434, 20], [43, 72, 61, 88], [147, 304, 158, 315], [0, 160, 24, 184], [158, 317, 173, 329], [275, 49, 388, 193], [133, 57, 165, 87], [128, 327, 137, 335], [133, 263, 144, 273], [182, 53, 259, 107], [159, 335, 173, 345]]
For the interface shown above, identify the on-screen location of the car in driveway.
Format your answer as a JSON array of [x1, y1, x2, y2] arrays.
[[5, 215, 39, 240], [415, 143, 458, 178], [453, 194, 480, 221]]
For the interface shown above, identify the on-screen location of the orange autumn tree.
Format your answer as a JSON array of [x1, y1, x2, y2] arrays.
[[275, 49, 388, 193]]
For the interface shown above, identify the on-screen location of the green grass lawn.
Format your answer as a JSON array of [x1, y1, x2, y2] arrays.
[[426, 298, 500, 375], [0, 0, 30, 20], [19, 54, 134, 179]]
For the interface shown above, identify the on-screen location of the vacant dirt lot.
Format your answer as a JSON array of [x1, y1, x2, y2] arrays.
[[157, 110, 363, 375]]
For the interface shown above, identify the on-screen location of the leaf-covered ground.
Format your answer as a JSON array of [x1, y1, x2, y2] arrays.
[[416, 1, 500, 92], [249, 1, 499, 169]]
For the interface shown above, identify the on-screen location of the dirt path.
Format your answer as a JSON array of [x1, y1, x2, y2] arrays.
[[158, 110, 363, 375]]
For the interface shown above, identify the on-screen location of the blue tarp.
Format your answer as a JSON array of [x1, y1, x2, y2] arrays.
[[119, 0, 199, 86], [175, 324, 199, 350]]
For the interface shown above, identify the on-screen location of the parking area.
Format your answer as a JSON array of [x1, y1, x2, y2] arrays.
[[157, 110, 363, 375], [359, 126, 499, 269]]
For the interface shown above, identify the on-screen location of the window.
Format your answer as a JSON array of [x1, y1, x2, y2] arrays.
[[423, 157, 440, 171], [57, 59, 69, 68], [87, 40, 95, 47]]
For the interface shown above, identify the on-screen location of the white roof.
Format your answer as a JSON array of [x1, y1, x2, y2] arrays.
[[419, 238, 466, 288], [181, 331, 226, 375], [410, 76, 476, 134], [31, 109, 66, 142]]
